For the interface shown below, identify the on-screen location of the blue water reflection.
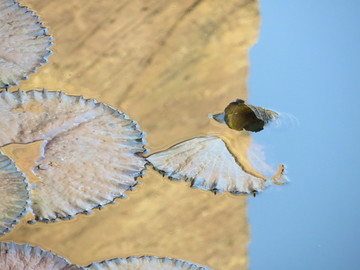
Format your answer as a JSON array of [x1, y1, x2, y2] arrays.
[[248, 1, 360, 269]]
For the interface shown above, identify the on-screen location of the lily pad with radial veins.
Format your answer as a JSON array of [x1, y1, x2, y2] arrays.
[[147, 136, 266, 195], [86, 256, 212, 270], [0, 90, 147, 222], [0, 242, 80, 269], [0, 0, 53, 88], [0, 153, 28, 235]]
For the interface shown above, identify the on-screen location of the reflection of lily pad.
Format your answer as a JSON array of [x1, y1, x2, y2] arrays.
[[0, 0, 53, 88], [0, 242, 80, 269], [147, 136, 265, 195], [0, 90, 147, 222], [0, 153, 28, 235], [211, 99, 278, 132], [86, 256, 212, 270]]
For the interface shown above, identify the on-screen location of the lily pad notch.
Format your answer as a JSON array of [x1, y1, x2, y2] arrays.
[[0, 89, 147, 224], [147, 135, 274, 195]]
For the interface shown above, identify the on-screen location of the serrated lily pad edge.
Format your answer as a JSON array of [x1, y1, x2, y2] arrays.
[[0, 152, 30, 235], [0, 0, 53, 88]]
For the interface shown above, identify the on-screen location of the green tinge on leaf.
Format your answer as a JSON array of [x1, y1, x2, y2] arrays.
[[212, 99, 279, 132]]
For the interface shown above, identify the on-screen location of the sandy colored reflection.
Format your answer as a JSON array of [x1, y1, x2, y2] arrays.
[[1, 0, 260, 269]]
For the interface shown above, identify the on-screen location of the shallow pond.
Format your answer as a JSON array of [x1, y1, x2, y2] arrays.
[[1, 0, 359, 269]]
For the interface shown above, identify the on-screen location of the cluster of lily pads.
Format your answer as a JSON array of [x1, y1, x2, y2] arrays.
[[0, 242, 210, 270], [0, 0, 285, 269]]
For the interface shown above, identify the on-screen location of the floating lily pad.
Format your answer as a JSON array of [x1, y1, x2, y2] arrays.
[[211, 99, 278, 132], [0, 90, 147, 222], [0, 153, 28, 235], [0, 0, 53, 88], [0, 242, 80, 269], [86, 256, 212, 270], [147, 136, 266, 194]]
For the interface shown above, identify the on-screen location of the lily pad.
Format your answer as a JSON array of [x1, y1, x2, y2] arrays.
[[0, 242, 80, 269], [0, 0, 53, 88], [86, 256, 212, 270], [147, 136, 266, 195], [0, 153, 28, 235], [211, 99, 278, 132], [0, 90, 147, 222]]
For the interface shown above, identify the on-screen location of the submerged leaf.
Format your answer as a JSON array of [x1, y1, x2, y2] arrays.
[[211, 99, 278, 132], [0, 242, 80, 269], [86, 256, 212, 270], [147, 136, 266, 194], [0, 153, 28, 235], [0, 90, 147, 222], [0, 0, 53, 88]]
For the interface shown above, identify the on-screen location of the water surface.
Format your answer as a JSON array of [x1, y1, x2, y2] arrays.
[[248, 1, 360, 269]]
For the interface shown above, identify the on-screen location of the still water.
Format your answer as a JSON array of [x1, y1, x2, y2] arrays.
[[1, 0, 359, 269], [1, 0, 259, 269], [248, 1, 360, 269]]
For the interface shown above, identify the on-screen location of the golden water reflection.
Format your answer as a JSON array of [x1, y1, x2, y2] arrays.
[[1, 0, 260, 269]]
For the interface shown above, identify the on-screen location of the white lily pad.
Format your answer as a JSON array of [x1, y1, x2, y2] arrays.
[[0, 0, 53, 88], [0, 90, 147, 222], [147, 136, 266, 194], [0, 242, 80, 269], [0, 153, 28, 235], [86, 256, 212, 270]]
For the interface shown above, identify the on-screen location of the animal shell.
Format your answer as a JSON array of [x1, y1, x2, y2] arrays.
[[0, 153, 28, 235], [147, 136, 266, 195], [86, 256, 212, 270], [0, 242, 80, 269], [211, 99, 278, 132], [0, 90, 147, 222], [0, 0, 52, 88]]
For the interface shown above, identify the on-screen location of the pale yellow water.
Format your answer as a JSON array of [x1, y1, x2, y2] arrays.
[[0, 1, 260, 269]]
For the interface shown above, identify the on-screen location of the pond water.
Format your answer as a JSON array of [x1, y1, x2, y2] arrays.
[[1, 0, 359, 269], [1, 1, 258, 269], [248, 1, 360, 269]]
